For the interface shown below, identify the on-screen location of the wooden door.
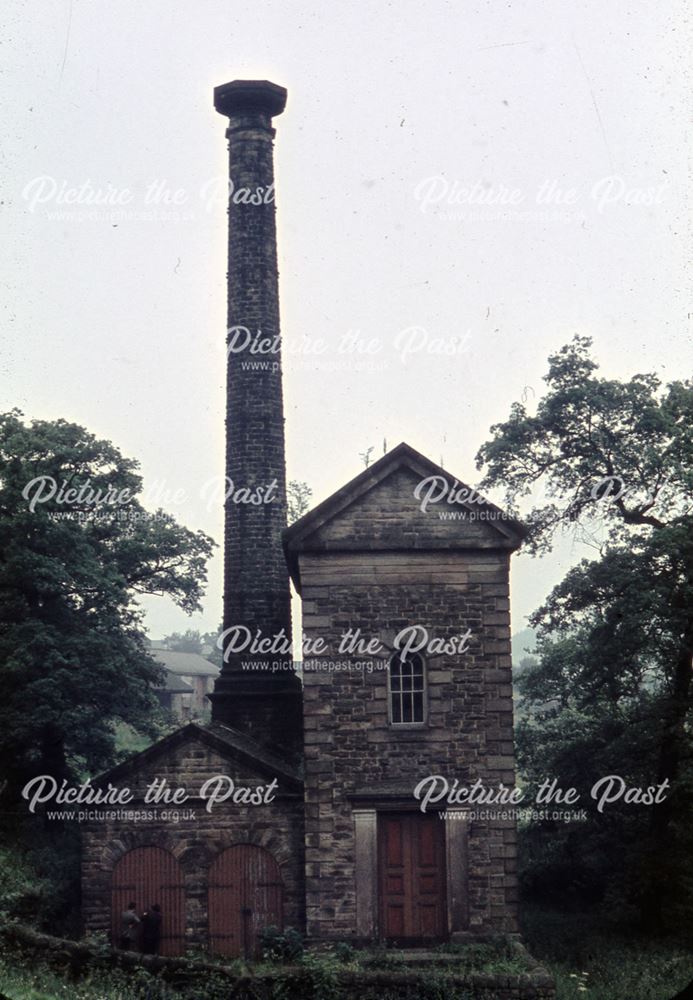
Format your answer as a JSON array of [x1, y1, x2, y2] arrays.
[[208, 844, 283, 958], [378, 812, 447, 944], [111, 846, 186, 955]]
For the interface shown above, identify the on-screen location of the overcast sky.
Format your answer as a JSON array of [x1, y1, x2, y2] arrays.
[[2, 0, 690, 644]]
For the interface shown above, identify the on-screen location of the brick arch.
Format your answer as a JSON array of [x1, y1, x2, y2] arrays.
[[178, 840, 217, 872], [207, 843, 284, 958], [254, 827, 295, 867], [111, 845, 186, 956], [204, 826, 294, 868], [101, 828, 189, 869]]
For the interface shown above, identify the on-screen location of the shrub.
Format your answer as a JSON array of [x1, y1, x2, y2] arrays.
[[332, 941, 355, 964], [259, 926, 304, 963], [297, 951, 340, 1000], [0, 823, 81, 936]]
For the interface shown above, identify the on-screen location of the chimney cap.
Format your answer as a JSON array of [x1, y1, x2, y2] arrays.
[[214, 79, 287, 118]]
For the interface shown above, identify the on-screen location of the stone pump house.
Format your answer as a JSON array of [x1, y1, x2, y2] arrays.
[[81, 78, 525, 958], [284, 443, 525, 944]]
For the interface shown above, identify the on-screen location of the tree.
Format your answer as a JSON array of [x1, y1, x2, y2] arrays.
[[287, 480, 312, 523], [477, 335, 691, 553], [161, 627, 223, 667], [476, 337, 693, 923], [0, 411, 216, 788], [201, 626, 224, 669], [514, 553, 692, 922], [162, 629, 204, 654]]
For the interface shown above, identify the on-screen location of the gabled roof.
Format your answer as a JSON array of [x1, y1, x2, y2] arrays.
[[151, 650, 220, 677], [155, 669, 194, 694], [93, 722, 302, 789], [283, 442, 525, 590]]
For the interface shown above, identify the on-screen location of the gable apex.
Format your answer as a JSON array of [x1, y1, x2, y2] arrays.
[[90, 722, 303, 789], [283, 442, 525, 591]]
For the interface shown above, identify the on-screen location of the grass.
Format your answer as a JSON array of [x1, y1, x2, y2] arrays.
[[0, 943, 525, 1000], [1, 911, 691, 999], [522, 904, 693, 1000], [0, 956, 237, 1000], [0, 958, 158, 1000]]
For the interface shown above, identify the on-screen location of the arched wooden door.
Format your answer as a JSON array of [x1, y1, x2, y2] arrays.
[[208, 844, 283, 958], [111, 846, 186, 956]]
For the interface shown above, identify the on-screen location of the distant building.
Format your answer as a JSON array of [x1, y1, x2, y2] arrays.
[[151, 650, 220, 720], [154, 669, 195, 717]]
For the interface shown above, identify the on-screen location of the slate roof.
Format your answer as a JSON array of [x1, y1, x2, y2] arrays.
[[151, 650, 220, 677], [156, 669, 194, 694], [93, 722, 303, 789]]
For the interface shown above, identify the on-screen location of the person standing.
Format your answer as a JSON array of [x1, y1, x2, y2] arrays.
[[119, 901, 140, 950], [140, 903, 162, 955]]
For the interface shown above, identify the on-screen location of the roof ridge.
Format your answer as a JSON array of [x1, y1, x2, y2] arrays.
[[91, 721, 303, 786]]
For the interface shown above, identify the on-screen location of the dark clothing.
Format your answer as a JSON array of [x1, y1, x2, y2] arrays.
[[140, 910, 162, 955], [119, 909, 140, 950]]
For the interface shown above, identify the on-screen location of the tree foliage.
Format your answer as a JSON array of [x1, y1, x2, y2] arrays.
[[162, 627, 223, 667], [287, 480, 312, 524], [0, 411, 216, 786], [162, 629, 204, 654], [477, 335, 692, 552], [477, 338, 693, 926]]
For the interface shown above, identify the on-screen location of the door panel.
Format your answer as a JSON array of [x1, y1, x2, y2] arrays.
[[111, 846, 185, 956], [378, 813, 447, 944], [208, 844, 283, 958]]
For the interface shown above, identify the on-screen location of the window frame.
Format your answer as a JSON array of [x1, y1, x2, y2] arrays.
[[387, 649, 428, 728]]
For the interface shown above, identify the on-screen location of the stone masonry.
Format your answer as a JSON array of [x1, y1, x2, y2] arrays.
[[284, 443, 525, 943], [211, 80, 302, 752], [80, 79, 538, 973], [81, 724, 305, 948]]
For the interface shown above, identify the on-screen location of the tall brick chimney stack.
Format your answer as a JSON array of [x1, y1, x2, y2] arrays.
[[210, 79, 302, 754]]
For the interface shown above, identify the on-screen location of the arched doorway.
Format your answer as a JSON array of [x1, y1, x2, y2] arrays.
[[208, 844, 283, 958], [111, 846, 186, 956]]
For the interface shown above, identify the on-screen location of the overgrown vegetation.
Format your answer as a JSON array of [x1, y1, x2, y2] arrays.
[[0, 832, 81, 937], [0, 952, 244, 1000], [521, 905, 693, 1000], [1, 913, 692, 1000], [431, 939, 531, 974], [258, 926, 304, 962], [478, 337, 693, 930], [113, 721, 170, 759], [0, 937, 530, 1000]]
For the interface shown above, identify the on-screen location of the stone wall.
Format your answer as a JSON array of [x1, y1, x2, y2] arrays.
[[300, 547, 518, 941], [81, 731, 305, 949]]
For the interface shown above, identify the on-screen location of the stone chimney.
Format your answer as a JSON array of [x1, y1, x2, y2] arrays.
[[210, 79, 302, 753]]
